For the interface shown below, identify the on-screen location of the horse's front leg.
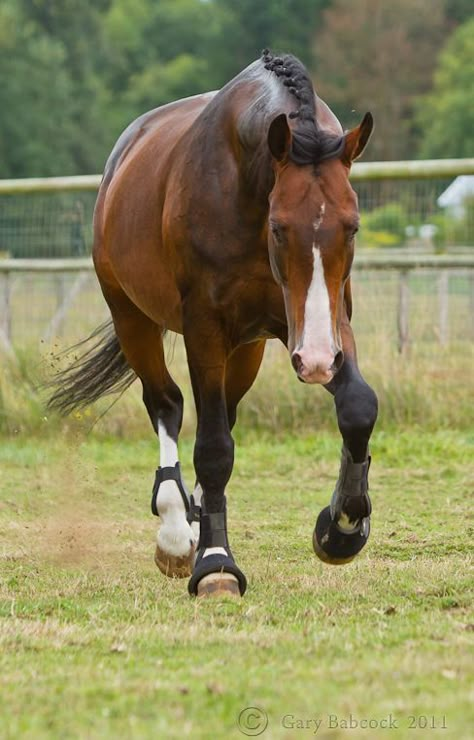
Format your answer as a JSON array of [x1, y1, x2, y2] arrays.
[[313, 321, 378, 564], [184, 319, 247, 598]]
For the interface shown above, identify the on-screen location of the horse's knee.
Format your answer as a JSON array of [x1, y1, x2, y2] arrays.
[[335, 381, 378, 443]]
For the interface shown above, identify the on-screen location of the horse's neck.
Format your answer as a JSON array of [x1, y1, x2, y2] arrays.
[[239, 139, 275, 205], [236, 96, 277, 204], [189, 78, 277, 226], [206, 73, 279, 200]]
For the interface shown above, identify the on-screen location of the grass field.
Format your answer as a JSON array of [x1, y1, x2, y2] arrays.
[[1, 425, 473, 739]]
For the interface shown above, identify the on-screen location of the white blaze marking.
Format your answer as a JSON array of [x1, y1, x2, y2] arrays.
[[313, 202, 326, 233], [156, 421, 195, 558], [302, 245, 335, 357]]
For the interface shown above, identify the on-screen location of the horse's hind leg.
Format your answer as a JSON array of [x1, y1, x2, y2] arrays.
[[104, 292, 196, 577]]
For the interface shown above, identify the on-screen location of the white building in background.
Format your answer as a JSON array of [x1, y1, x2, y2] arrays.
[[437, 176, 474, 219]]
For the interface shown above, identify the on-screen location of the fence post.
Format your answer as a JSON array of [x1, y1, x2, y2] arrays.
[[0, 270, 14, 357], [398, 270, 410, 354], [54, 273, 68, 337], [44, 272, 89, 342], [470, 271, 474, 341], [438, 270, 449, 346]]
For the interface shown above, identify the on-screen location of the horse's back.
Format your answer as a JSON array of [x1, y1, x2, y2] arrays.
[[101, 92, 216, 188], [93, 91, 216, 328]]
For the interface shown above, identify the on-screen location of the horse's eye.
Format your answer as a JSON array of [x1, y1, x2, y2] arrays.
[[347, 226, 359, 242], [270, 223, 284, 244]]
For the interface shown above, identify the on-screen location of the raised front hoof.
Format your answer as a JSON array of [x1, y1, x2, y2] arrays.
[[188, 553, 247, 598], [154, 543, 195, 578], [313, 506, 370, 565], [196, 572, 241, 598]]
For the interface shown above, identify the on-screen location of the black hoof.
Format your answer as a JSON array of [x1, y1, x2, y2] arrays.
[[313, 506, 370, 565], [188, 553, 247, 597]]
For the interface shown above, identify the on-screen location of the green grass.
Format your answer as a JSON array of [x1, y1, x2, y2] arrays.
[[1, 335, 474, 438], [1, 429, 473, 739]]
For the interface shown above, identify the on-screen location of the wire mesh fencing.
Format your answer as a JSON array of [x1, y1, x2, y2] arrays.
[[0, 169, 473, 259], [0, 162, 473, 358], [0, 192, 97, 259], [1, 264, 472, 357]]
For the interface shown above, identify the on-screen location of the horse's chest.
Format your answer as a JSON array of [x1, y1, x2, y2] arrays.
[[211, 273, 285, 342]]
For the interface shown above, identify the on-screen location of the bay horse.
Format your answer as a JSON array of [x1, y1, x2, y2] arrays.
[[49, 50, 378, 597]]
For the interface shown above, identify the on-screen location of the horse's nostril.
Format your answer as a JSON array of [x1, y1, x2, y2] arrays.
[[292, 352, 302, 374], [332, 350, 344, 372]]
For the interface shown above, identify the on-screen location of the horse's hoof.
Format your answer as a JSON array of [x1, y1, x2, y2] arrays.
[[154, 543, 195, 578], [313, 505, 370, 565], [196, 572, 241, 598], [188, 552, 247, 597]]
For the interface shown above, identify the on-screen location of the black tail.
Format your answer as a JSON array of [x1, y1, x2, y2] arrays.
[[47, 320, 136, 416]]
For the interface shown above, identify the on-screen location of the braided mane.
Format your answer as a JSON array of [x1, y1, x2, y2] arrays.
[[261, 49, 344, 166]]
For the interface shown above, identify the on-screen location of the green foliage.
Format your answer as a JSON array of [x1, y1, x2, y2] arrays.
[[430, 196, 474, 250], [444, 0, 473, 24], [314, 0, 446, 160], [0, 0, 113, 176], [0, 0, 472, 176], [359, 203, 410, 247], [207, 0, 328, 82], [123, 54, 211, 116], [103, 0, 328, 136], [0, 2, 74, 176], [418, 18, 474, 159]]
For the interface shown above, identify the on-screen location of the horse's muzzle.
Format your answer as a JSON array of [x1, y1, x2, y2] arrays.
[[291, 349, 344, 385]]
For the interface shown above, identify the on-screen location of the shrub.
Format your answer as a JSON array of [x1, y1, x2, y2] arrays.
[[359, 203, 410, 248]]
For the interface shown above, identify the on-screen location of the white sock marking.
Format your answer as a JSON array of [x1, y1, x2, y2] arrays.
[[156, 421, 195, 558], [158, 420, 178, 467], [337, 511, 359, 532], [190, 483, 203, 541]]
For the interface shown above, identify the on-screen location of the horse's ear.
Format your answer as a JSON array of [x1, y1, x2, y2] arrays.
[[268, 114, 292, 162], [343, 112, 374, 166]]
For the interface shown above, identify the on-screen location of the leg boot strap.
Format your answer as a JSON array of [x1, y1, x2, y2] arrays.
[[189, 496, 246, 595], [198, 504, 229, 550], [151, 462, 190, 517], [330, 447, 372, 531]]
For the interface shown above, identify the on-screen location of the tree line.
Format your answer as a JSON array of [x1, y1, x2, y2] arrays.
[[0, 0, 472, 177]]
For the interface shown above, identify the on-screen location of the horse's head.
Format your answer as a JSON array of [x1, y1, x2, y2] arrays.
[[267, 112, 373, 384]]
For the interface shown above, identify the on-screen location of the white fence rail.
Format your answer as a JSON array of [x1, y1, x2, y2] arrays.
[[0, 159, 473, 194]]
